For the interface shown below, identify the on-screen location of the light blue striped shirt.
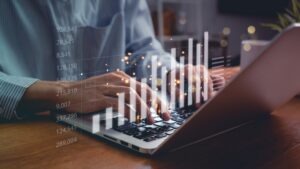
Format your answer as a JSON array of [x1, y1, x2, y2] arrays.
[[0, 0, 175, 120]]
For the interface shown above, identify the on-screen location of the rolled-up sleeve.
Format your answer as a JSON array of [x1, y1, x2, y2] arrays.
[[124, 0, 177, 80], [0, 72, 38, 120]]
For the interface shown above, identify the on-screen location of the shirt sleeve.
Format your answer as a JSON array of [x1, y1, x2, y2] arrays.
[[0, 72, 38, 120], [124, 0, 177, 81]]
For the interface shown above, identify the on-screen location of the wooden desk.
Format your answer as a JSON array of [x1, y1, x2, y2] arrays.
[[1, 68, 300, 169]]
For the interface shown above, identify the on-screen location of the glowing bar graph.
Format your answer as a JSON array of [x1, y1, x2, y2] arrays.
[[161, 67, 168, 113], [188, 38, 193, 106], [196, 43, 202, 104], [105, 107, 113, 129], [141, 78, 148, 120], [204, 32, 209, 101], [130, 77, 136, 122], [179, 57, 185, 108], [151, 55, 158, 108], [92, 114, 100, 134], [118, 93, 125, 126], [170, 48, 176, 109]]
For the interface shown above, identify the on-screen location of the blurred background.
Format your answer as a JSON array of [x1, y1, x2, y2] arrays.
[[146, 0, 289, 67]]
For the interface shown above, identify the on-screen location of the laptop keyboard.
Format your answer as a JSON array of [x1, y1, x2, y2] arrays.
[[112, 107, 196, 142]]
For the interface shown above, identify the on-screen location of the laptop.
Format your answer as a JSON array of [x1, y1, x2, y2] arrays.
[[59, 24, 300, 155]]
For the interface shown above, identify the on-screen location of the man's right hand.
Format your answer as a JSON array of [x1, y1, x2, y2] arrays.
[[18, 71, 170, 124]]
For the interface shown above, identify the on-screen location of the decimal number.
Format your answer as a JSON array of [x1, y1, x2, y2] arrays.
[[56, 37, 74, 46], [56, 51, 71, 58], [56, 101, 71, 110], [57, 63, 78, 71], [56, 87, 78, 97], [56, 26, 76, 33], [56, 126, 76, 135], [56, 136, 78, 148], [56, 113, 77, 122]]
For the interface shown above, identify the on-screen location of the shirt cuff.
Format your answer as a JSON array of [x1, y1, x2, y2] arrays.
[[0, 75, 38, 120]]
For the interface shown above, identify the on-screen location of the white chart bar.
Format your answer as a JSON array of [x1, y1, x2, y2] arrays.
[[105, 107, 113, 130], [196, 43, 202, 104], [188, 38, 193, 106], [130, 78, 136, 122], [179, 57, 185, 108], [170, 48, 176, 109], [118, 93, 125, 126], [92, 114, 100, 134], [204, 32, 209, 101], [151, 55, 158, 108], [141, 78, 148, 120], [161, 67, 168, 113]]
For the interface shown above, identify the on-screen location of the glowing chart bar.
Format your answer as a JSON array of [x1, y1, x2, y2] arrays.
[[188, 38, 193, 106], [105, 107, 113, 130], [92, 114, 100, 134], [170, 48, 176, 109], [118, 93, 125, 126], [161, 67, 168, 113], [141, 78, 148, 120], [151, 55, 158, 108], [196, 43, 202, 104], [204, 32, 209, 101], [130, 77, 136, 122], [179, 57, 185, 108]]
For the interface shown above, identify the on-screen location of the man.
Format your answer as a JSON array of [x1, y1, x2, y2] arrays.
[[0, 0, 221, 123]]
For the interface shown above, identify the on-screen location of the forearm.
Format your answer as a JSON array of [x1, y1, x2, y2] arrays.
[[16, 81, 68, 116]]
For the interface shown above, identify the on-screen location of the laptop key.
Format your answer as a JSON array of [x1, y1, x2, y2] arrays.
[[156, 133, 167, 139], [164, 119, 176, 124], [170, 123, 181, 129], [166, 130, 176, 135], [180, 113, 191, 119], [114, 123, 136, 132], [150, 128, 162, 134], [164, 126, 174, 132], [133, 132, 143, 139], [176, 121, 184, 125], [145, 125, 158, 129], [133, 131, 150, 139], [170, 110, 178, 115], [154, 122, 167, 127], [171, 113, 180, 118], [172, 116, 184, 123], [154, 117, 163, 122], [137, 127, 146, 132], [124, 130, 135, 136], [135, 122, 146, 127], [144, 136, 156, 142]]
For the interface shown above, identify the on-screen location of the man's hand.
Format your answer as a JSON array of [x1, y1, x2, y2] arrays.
[[18, 71, 170, 124], [167, 64, 225, 107]]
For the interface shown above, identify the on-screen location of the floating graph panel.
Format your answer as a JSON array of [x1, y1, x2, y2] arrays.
[[88, 31, 228, 133]]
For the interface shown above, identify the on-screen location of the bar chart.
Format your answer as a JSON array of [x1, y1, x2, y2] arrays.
[[91, 31, 227, 132]]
